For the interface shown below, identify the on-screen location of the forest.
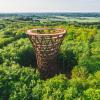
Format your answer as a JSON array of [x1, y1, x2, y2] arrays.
[[0, 13, 100, 100]]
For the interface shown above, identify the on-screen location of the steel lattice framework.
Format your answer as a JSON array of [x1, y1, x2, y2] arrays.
[[26, 28, 66, 79]]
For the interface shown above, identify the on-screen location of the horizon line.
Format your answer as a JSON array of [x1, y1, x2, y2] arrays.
[[0, 11, 100, 14]]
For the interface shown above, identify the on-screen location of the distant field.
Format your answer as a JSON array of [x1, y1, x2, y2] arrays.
[[56, 16, 100, 22]]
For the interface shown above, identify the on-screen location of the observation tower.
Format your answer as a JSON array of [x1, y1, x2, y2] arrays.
[[26, 28, 66, 79]]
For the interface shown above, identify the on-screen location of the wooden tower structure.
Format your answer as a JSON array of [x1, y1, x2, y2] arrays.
[[26, 28, 66, 79]]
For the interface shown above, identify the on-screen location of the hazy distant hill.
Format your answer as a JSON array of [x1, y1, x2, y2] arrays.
[[0, 12, 100, 18]]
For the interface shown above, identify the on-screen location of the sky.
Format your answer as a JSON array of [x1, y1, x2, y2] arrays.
[[0, 0, 100, 13]]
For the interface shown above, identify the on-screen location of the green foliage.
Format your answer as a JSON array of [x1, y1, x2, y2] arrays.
[[32, 74, 68, 100], [0, 38, 36, 67], [0, 24, 5, 30], [63, 87, 78, 100], [58, 50, 77, 72], [72, 66, 88, 79], [0, 17, 100, 100], [97, 25, 100, 29], [0, 66, 40, 100], [17, 47, 36, 66], [4, 31, 13, 36], [42, 75, 68, 100], [94, 71, 100, 80], [0, 37, 15, 48], [84, 88, 100, 100]]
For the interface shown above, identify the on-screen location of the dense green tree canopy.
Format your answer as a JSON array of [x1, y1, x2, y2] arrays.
[[0, 15, 100, 100]]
